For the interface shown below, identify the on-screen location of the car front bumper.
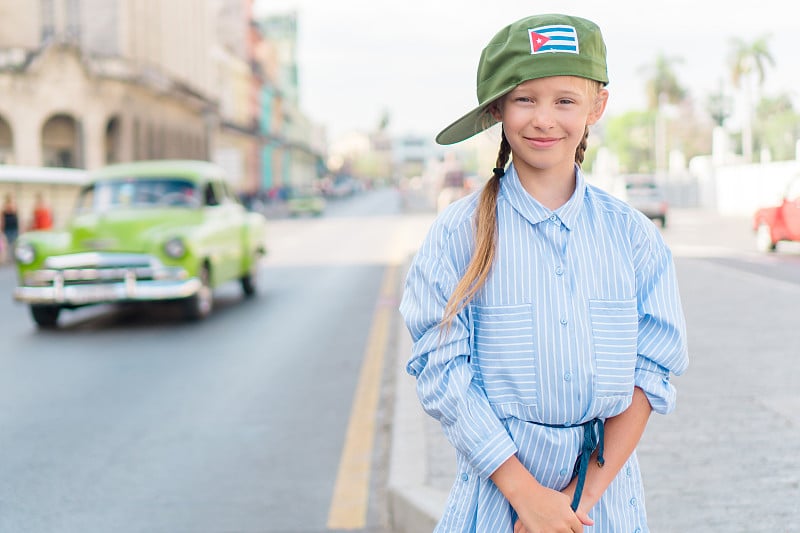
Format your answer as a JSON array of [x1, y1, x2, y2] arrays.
[[13, 252, 201, 306]]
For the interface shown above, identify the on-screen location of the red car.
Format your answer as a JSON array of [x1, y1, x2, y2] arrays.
[[753, 177, 800, 252]]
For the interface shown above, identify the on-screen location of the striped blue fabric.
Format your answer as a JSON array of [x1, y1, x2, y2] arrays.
[[399, 164, 688, 532]]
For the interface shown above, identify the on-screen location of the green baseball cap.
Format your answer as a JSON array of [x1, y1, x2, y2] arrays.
[[436, 13, 609, 145]]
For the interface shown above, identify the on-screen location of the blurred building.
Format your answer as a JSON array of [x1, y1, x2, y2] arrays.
[[0, 0, 216, 169], [327, 129, 392, 187], [0, 0, 325, 198], [254, 12, 326, 193], [392, 134, 434, 181], [210, 0, 260, 193]]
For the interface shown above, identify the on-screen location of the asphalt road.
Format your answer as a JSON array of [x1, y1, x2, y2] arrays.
[[0, 187, 429, 533]]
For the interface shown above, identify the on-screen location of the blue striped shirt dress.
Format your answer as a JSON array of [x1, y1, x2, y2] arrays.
[[399, 164, 689, 532]]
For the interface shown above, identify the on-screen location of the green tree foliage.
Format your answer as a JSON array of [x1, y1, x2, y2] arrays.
[[605, 110, 657, 173], [754, 93, 800, 161]]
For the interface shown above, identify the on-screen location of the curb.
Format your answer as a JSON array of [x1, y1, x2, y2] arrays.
[[387, 261, 448, 533]]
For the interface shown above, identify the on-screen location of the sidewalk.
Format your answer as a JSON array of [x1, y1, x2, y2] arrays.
[[387, 282, 450, 532]]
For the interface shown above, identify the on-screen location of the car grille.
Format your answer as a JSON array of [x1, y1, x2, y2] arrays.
[[24, 253, 185, 287]]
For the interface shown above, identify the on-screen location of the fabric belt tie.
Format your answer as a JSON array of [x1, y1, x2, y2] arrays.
[[539, 418, 605, 511]]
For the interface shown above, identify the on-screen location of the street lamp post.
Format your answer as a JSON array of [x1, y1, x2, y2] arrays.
[[655, 92, 668, 179]]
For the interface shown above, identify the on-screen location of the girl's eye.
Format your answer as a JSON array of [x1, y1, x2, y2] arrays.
[[558, 98, 575, 105], [514, 96, 533, 103]]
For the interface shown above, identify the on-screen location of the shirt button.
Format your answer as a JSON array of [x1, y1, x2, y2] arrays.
[[560, 317, 568, 326], [629, 497, 637, 506], [549, 214, 557, 222], [626, 466, 632, 477], [461, 473, 469, 482], [559, 468, 568, 476], [555, 266, 564, 276], [634, 529, 641, 533], [564, 372, 572, 381]]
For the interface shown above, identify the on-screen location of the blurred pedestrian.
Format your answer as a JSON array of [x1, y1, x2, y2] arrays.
[[31, 192, 53, 230], [2, 192, 19, 253], [399, 13, 688, 533]]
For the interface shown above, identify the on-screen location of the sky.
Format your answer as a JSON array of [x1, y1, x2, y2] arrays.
[[254, 0, 798, 142]]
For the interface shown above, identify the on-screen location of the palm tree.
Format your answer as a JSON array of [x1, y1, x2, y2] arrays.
[[728, 35, 775, 162], [639, 52, 687, 110], [639, 53, 687, 173]]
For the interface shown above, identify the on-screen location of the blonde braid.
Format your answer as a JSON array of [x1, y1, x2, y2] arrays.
[[575, 79, 603, 166], [441, 131, 511, 330], [575, 126, 589, 166]]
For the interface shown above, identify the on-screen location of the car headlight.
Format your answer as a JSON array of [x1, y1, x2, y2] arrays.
[[163, 237, 186, 259], [14, 242, 35, 265]]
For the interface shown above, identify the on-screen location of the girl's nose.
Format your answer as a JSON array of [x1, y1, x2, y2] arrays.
[[529, 106, 555, 129]]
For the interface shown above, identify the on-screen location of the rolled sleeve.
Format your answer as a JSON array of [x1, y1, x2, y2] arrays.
[[634, 223, 689, 414], [400, 237, 516, 479], [635, 356, 676, 414]]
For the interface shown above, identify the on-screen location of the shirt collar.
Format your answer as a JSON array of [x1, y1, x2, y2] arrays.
[[500, 163, 586, 230]]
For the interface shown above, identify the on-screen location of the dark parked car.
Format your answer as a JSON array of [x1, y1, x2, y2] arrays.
[[618, 174, 668, 228], [287, 186, 326, 217]]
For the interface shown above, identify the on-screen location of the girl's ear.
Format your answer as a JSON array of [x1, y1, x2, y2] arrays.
[[587, 88, 609, 126], [489, 102, 503, 122]]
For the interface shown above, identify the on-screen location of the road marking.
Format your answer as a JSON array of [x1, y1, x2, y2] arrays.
[[326, 263, 398, 529]]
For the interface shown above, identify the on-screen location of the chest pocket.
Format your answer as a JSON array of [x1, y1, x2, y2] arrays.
[[588, 298, 638, 398], [472, 304, 538, 411]]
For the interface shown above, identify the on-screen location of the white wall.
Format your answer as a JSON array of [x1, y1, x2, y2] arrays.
[[702, 160, 800, 216]]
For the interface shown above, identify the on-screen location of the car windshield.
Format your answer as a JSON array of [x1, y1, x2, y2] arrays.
[[76, 177, 200, 211], [288, 186, 319, 199], [625, 180, 663, 198], [626, 186, 662, 197]]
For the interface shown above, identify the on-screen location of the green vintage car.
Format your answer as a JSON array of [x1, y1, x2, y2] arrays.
[[12, 160, 268, 328]]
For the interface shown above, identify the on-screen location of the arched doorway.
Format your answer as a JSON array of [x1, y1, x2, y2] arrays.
[[105, 116, 121, 164], [41, 114, 81, 168], [0, 115, 13, 164]]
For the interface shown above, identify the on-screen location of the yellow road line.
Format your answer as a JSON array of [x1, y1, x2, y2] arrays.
[[326, 264, 399, 529]]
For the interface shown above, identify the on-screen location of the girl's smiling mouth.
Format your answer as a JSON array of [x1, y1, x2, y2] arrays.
[[525, 136, 561, 148]]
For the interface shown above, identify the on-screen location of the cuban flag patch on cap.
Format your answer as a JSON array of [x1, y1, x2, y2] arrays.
[[528, 25, 579, 54]]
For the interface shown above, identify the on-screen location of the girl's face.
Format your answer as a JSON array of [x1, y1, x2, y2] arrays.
[[492, 76, 608, 180]]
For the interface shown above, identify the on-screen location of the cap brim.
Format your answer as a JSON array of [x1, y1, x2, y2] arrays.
[[435, 86, 516, 145], [435, 106, 494, 145]]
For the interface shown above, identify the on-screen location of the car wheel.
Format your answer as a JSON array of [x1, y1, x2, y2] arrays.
[[755, 223, 777, 253], [184, 264, 213, 320], [240, 254, 260, 297], [30, 305, 60, 328]]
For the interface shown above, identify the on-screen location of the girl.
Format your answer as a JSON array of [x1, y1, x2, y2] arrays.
[[399, 13, 688, 533]]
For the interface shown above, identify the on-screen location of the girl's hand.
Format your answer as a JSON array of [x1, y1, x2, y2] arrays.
[[560, 477, 595, 527], [511, 484, 585, 532], [492, 455, 586, 532]]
